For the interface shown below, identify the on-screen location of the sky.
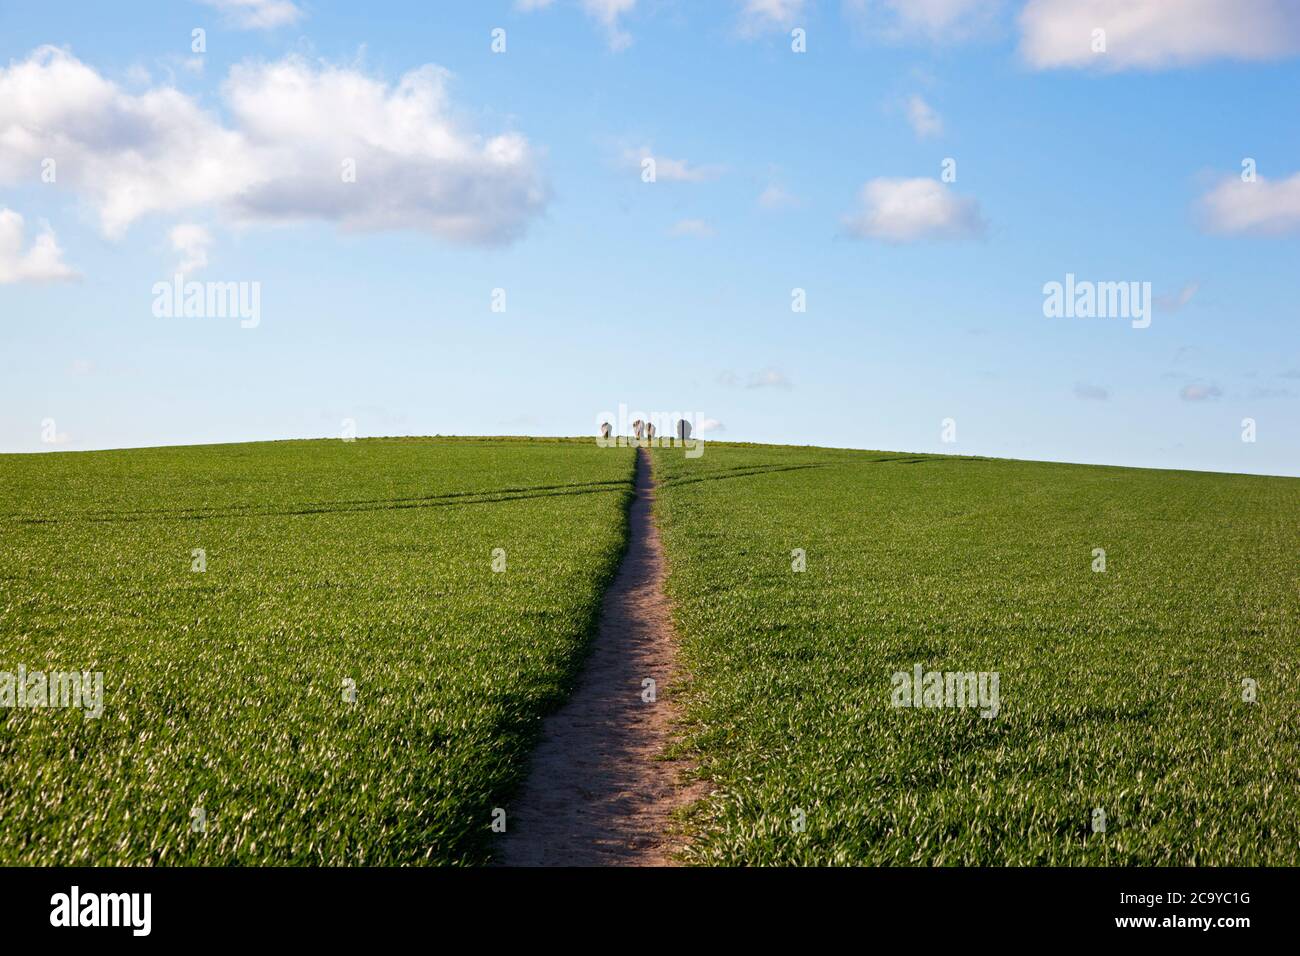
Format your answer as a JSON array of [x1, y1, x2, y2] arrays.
[[1, 0, 1297, 476]]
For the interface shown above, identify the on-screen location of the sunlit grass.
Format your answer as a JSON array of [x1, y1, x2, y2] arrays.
[[652, 442, 1299, 865]]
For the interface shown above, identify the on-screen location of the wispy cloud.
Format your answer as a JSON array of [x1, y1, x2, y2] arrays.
[[1155, 281, 1199, 311], [1180, 383, 1223, 402], [718, 367, 793, 389], [846, 0, 1003, 43], [198, 0, 304, 30], [669, 218, 716, 238], [520, 1, 637, 51], [905, 93, 944, 138], [626, 145, 725, 183], [169, 224, 212, 274], [757, 184, 800, 209], [1251, 386, 1294, 399], [737, 0, 807, 36]]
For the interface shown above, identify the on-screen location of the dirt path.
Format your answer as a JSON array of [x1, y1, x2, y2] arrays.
[[496, 446, 704, 866]]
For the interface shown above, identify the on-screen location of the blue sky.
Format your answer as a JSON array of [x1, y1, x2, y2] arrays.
[[1, 0, 1297, 475]]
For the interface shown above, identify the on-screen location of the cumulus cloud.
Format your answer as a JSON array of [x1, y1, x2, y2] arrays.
[[697, 417, 725, 433], [737, 0, 807, 35], [1180, 383, 1223, 402], [170, 224, 212, 273], [0, 47, 254, 238], [198, 0, 304, 30], [1020, 0, 1300, 70], [905, 94, 943, 138], [0, 208, 77, 284], [843, 177, 986, 242], [0, 47, 549, 245], [669, 218, 715, 238], [221, 57, 548, 241], [846, 0, 1002, 42], [626, 146, 725, 183], [1197, 172, 1300, 237]]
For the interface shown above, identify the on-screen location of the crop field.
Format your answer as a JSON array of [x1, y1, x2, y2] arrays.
[[4, 435, 1295, 868], [651, 442, 1300, 865], [0, 437, 634, 865]]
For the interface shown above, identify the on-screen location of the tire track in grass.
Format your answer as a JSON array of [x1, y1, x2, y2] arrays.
[[7, 482, 629, 524], [496, 446, 705, 866]]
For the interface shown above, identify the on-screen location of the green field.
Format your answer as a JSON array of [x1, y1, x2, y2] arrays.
[[3, 436, 1296, 866], [651, 442, 1300, 865], [0, 437, 634, 865]]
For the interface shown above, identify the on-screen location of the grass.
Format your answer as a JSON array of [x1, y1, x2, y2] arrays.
[[0, 437, 634, 865], [650, 442, 1300, 865], [5, 434, 1295, 866]]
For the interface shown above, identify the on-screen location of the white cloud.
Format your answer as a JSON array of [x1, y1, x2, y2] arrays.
[[170, 224, 212, 273], [583, 0, 637, 50], [905, 94, 943, 138], [1020, 0, 1300, 70], [0, 208, 77, 284], [738, 0, 807, 35], [0, 48, 549, 245], [0, 47, 253, 238], [1198, 172, 1300, 236], [221, 57, 548, 241], [843, 177, 986, 242], [669, 218, 715, 238], [520, 1, 636, 51], [698, 417, 725, 433], [198, 0, 304, 30], [846, 0, 1002, 42], [757, 184, 799, 209], [626, 146, 725, 183]]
